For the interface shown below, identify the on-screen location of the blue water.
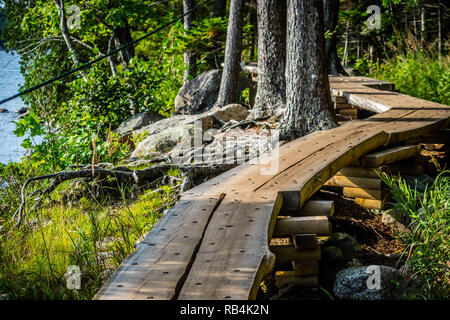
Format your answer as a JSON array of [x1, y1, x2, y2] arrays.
[[0, 50, 27, 164]]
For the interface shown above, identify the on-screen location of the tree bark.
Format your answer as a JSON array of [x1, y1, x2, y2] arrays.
[[438, 1, 442, 54], [215, 0, 244, 108], [323, 0, 347, 75], [54, 0, 82, 67], [114, 22, 135, 66], [183, 0, 197, 83], [420, 6, 425, 44], [278, 0, 337, 141], [108, 31, 118, 76], [250, 0, 286, 120]]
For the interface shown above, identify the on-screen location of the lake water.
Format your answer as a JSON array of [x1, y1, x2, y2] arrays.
[[0, 50, 27, 164]]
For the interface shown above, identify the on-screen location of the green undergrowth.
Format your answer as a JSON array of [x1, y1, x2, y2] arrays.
[[379, 170, 450, 300], [355, 52, 450, 106], [0, 162, 180, 300]]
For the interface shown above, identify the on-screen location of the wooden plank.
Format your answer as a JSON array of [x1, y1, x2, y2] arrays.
[[386, 163, 425, 176], [275, 272, 318, 288], [292, 234, 319, 250], [404, 130, 450, 144], [270, 245, 321, 265], [299, 200, 334, 216], [335, 103, 353, 110], [343, 187, 387, 200], [292, 261, 319, 276], [361, 145, 422, 167], [94, 193, 225, 300], [338, 166, 385, 178], [178, 190, 282, 300], [283, 198, 334, 216], [326, 175, 383, 189], [338, 163, 425, 178], [338, 108, 358, 118], [273, 217, 330, 237], [354, 198, 384, 210], [332, 96, 347, 103]]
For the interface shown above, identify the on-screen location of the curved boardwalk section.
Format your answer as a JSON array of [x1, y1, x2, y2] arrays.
[[95, 76, 450, 300]]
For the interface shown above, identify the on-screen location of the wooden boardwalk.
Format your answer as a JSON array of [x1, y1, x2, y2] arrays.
[[95, 76, 450, 300]]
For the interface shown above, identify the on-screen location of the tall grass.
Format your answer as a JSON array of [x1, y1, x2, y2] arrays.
[[0, 163, 179, 300], [379, 171, 450, 300], [370, 52, 450, 106]]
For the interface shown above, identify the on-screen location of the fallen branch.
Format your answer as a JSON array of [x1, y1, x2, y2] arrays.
[[12, 163, 236, 228]]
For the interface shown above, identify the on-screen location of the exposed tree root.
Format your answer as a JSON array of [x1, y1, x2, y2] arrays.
[[12, 163, 236, 228]]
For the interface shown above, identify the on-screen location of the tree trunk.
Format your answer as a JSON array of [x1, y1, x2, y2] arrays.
[[114, 23, 135, 66], [323, 0, 347, 75], [250, 0, 286, 120], [108, 32, 118, 76], [183, 0, 197, 83], [215, 0, 244, 108], [438, 1, 442, 54], [420, 6, 425, 44], [54, 0, 82, 67], [211, 0, 227, 17], [342, 20, 349, 67], [279, 0, 337, 141]]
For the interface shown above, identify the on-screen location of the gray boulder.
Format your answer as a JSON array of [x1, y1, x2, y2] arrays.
[[208, 104, 249, 123], [174, 69, 222, 115], [334, 265, 406, 300], [115, 111, 164, 137], [174, 69, 257, 115], [132, 123, 196, 157], [131, 113, 216, 159], [131, 105, 251, 159]]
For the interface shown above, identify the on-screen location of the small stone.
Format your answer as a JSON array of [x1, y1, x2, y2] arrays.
[[0, 108, 8, 113], [382, 211, 397, 225]]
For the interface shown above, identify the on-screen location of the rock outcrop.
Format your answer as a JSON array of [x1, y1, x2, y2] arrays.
[[174, 69, 257, 115], [131, 104, 251, 160], [115, 111, 164, 137], [174, 69, 223, 115]]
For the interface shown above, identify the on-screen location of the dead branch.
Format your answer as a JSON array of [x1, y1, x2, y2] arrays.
[[12, 163, 236, 228]]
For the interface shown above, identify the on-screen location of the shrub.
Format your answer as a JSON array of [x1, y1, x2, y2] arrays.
[[357, 52, 450, 106], [379, 171, 450, 299]]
